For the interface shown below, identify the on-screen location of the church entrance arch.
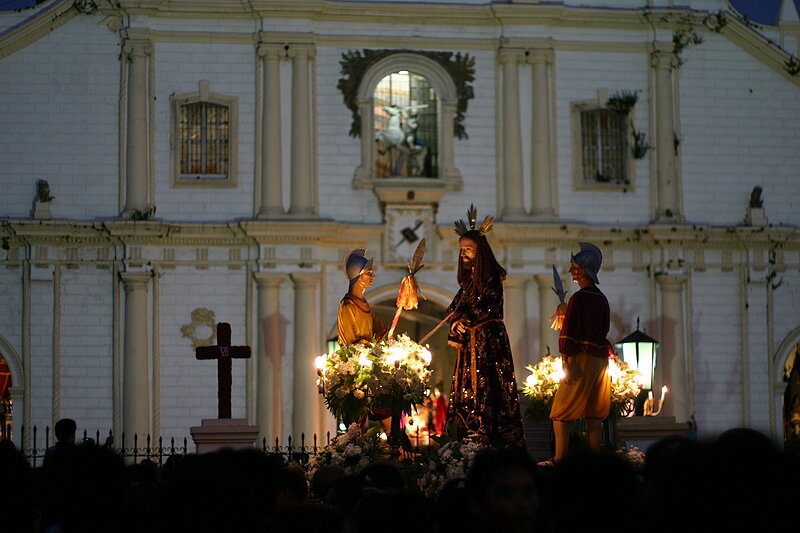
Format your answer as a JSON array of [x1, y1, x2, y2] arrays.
[[0, 334, 23, 442], [776, 325, 800, 453]]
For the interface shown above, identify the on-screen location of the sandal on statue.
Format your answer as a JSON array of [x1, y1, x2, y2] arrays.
[[537, 458, 558, 467]]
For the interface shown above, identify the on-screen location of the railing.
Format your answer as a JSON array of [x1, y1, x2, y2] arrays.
[[16, 425, 434, 467]]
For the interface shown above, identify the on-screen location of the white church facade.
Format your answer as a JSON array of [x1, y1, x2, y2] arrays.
[[1, 0, 800, 451]]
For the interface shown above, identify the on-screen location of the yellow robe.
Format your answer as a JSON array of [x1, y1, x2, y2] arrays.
[[337, 294, 385, 346]]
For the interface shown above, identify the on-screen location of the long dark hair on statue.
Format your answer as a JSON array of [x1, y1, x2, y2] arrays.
[[457, 231, 506, 295]]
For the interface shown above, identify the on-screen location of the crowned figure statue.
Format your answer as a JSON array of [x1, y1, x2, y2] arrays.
[[446, 205, 525, 447]]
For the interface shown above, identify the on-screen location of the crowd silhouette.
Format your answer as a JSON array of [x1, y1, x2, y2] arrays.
[[2, 421, 798, 532]]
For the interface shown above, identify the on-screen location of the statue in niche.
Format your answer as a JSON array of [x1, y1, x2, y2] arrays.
[[375, 104, 429, 177]]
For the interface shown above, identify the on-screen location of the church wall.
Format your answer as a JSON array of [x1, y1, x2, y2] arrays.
[[153, 41, 256, 221], [0, 14, 119, 219], [158, 266, 248, 442], [690, 270, 744, 436], [59, 267, 113, 431], [745, 277, 771, 435], [316, 45, 380, 223], [680, 31, 800, 227], [0, 267, 23, 370], [554, 49, 652, 224]]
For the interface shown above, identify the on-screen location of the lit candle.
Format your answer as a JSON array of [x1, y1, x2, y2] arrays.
[[648, 390, 654, 401], [660, 386, 668, 403]]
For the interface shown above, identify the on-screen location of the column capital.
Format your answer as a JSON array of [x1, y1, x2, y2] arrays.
[[122, 37, 152, 58], [533, 273, 553, 287], [290, 272, 321, 287], [656, 274, 687, 291], [650, 49, 677, 70], [287, 44, 316, 60], [504, 274, 531, 290], [497, 47, 526, 64], [119, 272, 151, 290], [8, 387, 23, 399], [257, 43, 286, 59], [254, 272, 285, 289], [527, 48, 554, 66]]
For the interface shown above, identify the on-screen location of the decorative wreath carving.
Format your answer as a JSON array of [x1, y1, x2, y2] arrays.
[[180, 308, 217, 349], [337, 49, 475, 139]]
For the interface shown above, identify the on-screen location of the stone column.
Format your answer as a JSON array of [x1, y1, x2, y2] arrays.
[[288, 45, 317, 217], [529, 48, 556, 219], [651, 50, 681, 222], [290, 273, 321, 441], [122, 36, 152, 216], [657, 275, 688, 422], [534, 274, 561, 359], [498, 48, 526, 220], [257, 45, 284, 218], [120, 273, 150, 440], [504, 275, 530, 377], [254, 273, 284, 444]]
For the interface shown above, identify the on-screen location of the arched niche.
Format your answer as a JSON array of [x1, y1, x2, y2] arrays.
[[0, 334, 24, 443], [774, 325, 800, 447], [353, 53, 463, 193]]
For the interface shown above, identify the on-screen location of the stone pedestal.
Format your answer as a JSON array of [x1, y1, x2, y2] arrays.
[[33, 201, 52, 220], [746, 206, 767, 226], [617, 416, 692, 452], [190, 418, 260, 454]]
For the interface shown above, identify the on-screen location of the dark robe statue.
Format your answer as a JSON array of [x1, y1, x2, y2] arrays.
[[446, 231, 525, 447]]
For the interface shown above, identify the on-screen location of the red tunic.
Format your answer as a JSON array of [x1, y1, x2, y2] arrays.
[[559, 286, 612, 358]]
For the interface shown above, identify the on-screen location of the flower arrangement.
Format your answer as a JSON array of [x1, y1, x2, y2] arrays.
[[416, 439, 484, 499], [521, 356, 565, 420], [616, 444, 646, 470], [306, 423, 381, 480], [315, 334, 432, 425], [522, 355, 642, 420]]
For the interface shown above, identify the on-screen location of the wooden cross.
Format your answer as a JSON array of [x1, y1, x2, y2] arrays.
[[195, 322, 251, 419]]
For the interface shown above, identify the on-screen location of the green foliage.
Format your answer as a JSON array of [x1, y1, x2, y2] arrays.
[[337, 49, 475, 139], [131, 206, 156, 221], [632, 126, 650, 159], [606, 90, 638, 115]]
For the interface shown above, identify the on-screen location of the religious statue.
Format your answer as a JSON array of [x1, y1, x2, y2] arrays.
[[337, 249, 385, 346], [544, 242, 613, 465], [446, 205, 525, 447]]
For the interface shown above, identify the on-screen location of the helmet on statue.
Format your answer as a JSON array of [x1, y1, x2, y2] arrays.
[[343, 249, 374, 291], [571, 242, 602, 284]]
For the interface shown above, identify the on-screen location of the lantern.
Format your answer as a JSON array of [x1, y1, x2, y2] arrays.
[[615, 318, 659, 391]]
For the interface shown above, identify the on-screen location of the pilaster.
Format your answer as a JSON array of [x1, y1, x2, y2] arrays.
[[534, 273, 561, 359], [651, 49, 681, 222], [257, 44, 285, 218], [504, 275, 530, 377], [121, 34, 153, 217], [120, 272, 151, 440], [528, 48, 556, 219], [289, 272, 321, 440], [498, 48, 526, 220], [288, 45, 317, 218], [254, 273, 285, 443], [657, 274, 688, 422]]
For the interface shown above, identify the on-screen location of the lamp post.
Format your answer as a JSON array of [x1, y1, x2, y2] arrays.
[[616, 318, 659, 416]]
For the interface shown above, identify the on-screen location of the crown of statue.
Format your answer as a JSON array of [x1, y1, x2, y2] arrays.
[[454, 204, 494, 237]]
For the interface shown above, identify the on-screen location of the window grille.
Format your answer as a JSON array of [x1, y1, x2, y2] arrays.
[[580, 108, 628, 184], [179, 102, 230, 179]]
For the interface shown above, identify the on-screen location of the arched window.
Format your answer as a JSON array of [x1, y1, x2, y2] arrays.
[[349, 53, 464, 192], [373, 71, 438, 178]]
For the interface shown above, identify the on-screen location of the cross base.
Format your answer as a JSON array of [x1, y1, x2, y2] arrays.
[[190, 418, 260, 454]]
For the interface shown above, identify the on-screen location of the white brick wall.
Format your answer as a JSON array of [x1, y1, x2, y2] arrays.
[[0, 14, 120, 219], [680, 31, 800, 226], [153, 41, 257, 221], [158, 267, 248, 442], [555, 50, 652, 224], [59, 267, 114, 429], [690, 271, 744, 436]]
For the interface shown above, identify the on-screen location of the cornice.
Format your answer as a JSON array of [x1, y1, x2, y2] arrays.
[[0, 0, 79, 60], [718, 13, 800, 88], [2, 219, 798, 251]]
